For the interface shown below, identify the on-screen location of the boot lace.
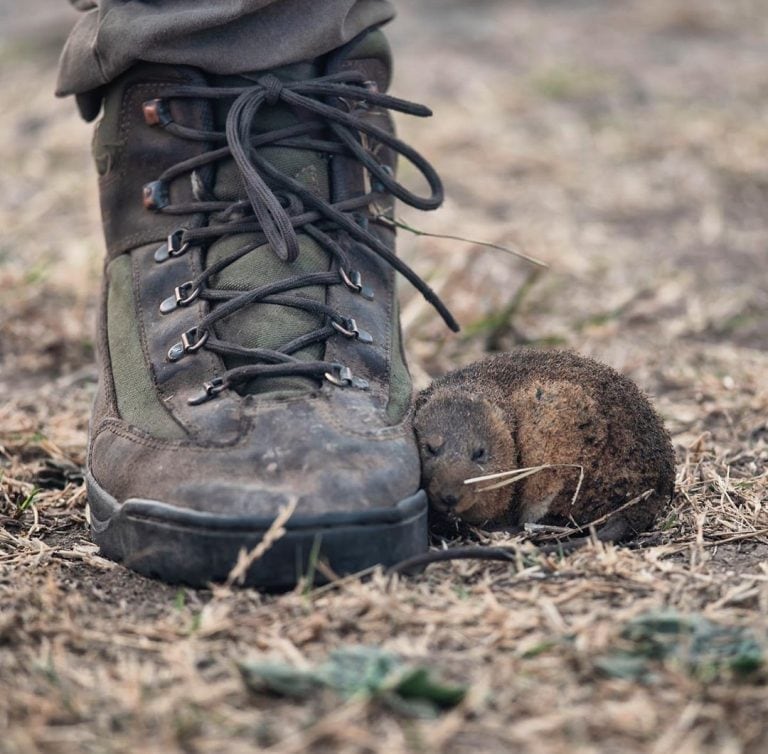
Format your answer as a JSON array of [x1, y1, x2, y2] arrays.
[[141, 70, 458, 404]]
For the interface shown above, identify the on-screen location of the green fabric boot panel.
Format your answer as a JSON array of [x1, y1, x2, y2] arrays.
[[106, 256, 187, 439], [387, 295, 412, 423]]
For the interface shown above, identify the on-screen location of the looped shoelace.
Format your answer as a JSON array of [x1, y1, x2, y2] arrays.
[[143, 70, 459, 403]]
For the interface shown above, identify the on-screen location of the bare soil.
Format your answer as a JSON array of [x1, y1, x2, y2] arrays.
[[1, 1, 767, 752]]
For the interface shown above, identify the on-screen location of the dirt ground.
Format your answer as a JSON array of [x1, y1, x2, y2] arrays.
[[2, 1, 768, 752]]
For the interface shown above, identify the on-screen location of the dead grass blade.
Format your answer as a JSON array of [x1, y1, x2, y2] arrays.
[[465, 464, 585, 508], [225, 496, 298, 586]]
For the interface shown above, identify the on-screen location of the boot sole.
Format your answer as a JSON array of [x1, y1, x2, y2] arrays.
[[86, 473, 428, 589]]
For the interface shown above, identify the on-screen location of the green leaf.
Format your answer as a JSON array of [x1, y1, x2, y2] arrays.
[[597, 611, 764, 683], [240, 662, 323, 698], [594, 654, 651, 681], [240, 646, 466, 714], [394, 667, 466, 708]]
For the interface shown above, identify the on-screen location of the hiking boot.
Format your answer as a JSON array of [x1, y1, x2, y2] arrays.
[[83, 29, 458, 588]]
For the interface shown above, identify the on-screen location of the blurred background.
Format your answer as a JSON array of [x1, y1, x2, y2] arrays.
[[1, 0, 767, 445], [2, 6, 767, 750]]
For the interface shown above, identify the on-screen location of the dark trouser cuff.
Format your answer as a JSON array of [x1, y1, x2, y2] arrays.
[[57, 0, 395, 108]]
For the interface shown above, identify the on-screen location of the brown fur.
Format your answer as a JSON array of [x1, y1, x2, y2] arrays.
[[413, 349, 676, 537]]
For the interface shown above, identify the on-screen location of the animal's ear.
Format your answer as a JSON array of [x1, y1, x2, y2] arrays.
[[484, 399, 515, 436], [422, 435, 445, 457]]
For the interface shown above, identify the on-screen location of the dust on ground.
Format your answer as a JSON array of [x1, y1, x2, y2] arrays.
[[1, 1, 767, 752]]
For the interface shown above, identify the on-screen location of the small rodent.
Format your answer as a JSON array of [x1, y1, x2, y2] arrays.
[[413, 349, 675, 542]]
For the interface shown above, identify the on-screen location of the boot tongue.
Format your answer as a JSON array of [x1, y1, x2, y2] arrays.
[[205, 61, 332, 394]]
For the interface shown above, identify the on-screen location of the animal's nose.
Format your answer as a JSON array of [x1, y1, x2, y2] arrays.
[[440, 493, 459, 509]]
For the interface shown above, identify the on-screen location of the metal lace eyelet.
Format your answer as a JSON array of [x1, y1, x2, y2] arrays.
[[167, 327, 208, 361], [181, 327, 208, 353], [324, 364, 350, 386], [332, 317, 373, 345], [159, 295, 178, 315], [154, 228, 191, 263], [340, 268, 374, 301], [175, 281, 200, 306], [143, 180, 169, 210], [142, 99, 172, 127], [154, 243, 171, 263], [168, 229, 190, 257], [159, 281, 200, 314], [188, 377, 226, 406], [324, 364, 369, 390], [167, 342, 186, 362]]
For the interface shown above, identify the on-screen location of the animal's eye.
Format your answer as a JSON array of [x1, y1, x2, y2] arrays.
[[472, 447, 488, 463], [426, 442, 442, 457]]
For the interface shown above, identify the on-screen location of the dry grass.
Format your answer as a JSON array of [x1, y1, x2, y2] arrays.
[[2, 1, 768, 752]]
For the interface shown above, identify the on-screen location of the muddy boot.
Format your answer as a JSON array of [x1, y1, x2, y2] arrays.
[[84, 29, 458, 588]]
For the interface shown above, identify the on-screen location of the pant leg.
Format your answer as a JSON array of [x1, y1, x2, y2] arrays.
[[56, 0, 395, 98]]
